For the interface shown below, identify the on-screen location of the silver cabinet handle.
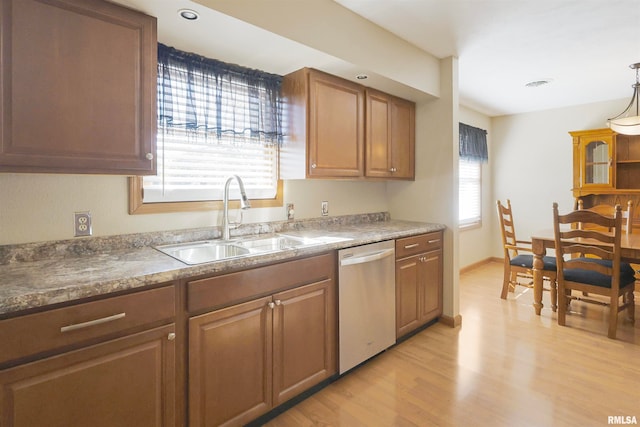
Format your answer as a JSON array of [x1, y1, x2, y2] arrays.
[[268, 302, 275, 309], [404, 243, 420, 249], [146, 153, 154, 160], [60, 312, 126, 333], [311, 163, 317, 169], [428, 239, 441, 244], [167, 333, 176, 341], [275, 300, 282, 306]]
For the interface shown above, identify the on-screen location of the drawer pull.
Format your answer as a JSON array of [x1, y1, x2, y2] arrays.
[[428, 239, 440, 244], [404, 243, 420, 249], [60, 312, 126, 333]]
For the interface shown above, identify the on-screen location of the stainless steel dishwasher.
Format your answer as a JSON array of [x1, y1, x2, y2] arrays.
[[338, 240, 396, 374]]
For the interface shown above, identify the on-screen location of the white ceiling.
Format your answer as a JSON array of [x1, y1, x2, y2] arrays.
[[114, 0, 640, 117], [335, 0, 640, 116]]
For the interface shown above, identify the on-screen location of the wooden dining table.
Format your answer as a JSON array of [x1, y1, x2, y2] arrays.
[[530, 229, 640, 315]]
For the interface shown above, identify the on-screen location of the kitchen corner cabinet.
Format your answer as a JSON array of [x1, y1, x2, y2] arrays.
[[187, 252, 337, 426], [395, 232, 443, 339], [0, 0, 157, 175], [365, 89, 415, 179], [0, 285, 177, 427], [281, 68, 365, 179]]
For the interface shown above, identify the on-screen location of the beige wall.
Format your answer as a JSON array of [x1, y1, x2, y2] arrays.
[[388, 57, 459, 321], [458, 106, 493, 268], [0, 175, 388, 244], [490, 98, 628, 258]]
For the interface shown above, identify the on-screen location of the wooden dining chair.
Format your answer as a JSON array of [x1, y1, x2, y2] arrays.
[[552, 203, 636, 339], [577, 199, 633, 234], [497, 200, 557, 310]]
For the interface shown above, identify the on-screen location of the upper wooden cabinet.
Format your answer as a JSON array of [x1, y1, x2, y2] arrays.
[[281, 68, 415, 180], [366, 89, 415, 179], [0, 0, 157, 175], [282, 68, 364, 178], [571, 128, 640, 196]]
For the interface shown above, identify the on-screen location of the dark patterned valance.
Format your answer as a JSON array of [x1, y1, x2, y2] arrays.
[[157, 43, 283, 145], [459, 122, 488, 162]]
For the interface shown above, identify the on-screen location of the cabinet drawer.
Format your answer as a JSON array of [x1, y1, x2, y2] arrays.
[[187, 252, 336, 313], [395, 232, 443, 259], [0, 285, 175, 365]]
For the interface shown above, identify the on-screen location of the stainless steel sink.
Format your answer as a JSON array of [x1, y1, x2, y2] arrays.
[[155, 234, 352, 265], [155, 241, 250, 265]]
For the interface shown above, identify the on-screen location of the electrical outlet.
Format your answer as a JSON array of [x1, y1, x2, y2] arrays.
[[286, 203, 295, 220], [74, 212, 92, 237], [321, 201, 329, 216]]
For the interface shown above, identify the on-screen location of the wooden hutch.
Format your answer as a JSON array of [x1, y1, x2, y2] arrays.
[[571, 128, 640, 225]]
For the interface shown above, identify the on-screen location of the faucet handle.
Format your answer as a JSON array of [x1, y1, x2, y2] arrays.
[[228, 210, 244, 230]]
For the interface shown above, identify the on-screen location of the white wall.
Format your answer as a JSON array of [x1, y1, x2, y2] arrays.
[[458, 106, 493, 268], [490, 98, 628, 257]]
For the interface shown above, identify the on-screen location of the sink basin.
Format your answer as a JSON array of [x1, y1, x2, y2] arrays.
[[236, 235, 315, 252], [155, 241, 250, 265]]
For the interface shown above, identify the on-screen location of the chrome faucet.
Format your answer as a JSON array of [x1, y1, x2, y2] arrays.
[[222, 175, 251, 240]]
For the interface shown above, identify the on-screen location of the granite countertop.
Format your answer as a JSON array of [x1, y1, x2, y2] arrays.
[[0, 213, 445, 317]]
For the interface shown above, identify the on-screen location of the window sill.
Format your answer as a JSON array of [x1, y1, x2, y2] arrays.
[[128, 178, 283, 214], [459, 221, 482, 232]]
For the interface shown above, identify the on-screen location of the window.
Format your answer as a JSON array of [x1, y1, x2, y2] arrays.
[[129, 44, 284, 214], [459, 158, 482, 227], [458, 123, 488, 229]]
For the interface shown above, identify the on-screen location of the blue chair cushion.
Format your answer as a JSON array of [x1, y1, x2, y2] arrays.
[[563, 258, 636, 288], [510, 254, 557, 271]]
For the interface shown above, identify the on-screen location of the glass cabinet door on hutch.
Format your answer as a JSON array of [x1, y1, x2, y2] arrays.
[[584, 139, 611, 185], [571, 129, 615, 193]]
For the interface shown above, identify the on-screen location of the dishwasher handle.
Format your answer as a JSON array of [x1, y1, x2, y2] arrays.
[[340, 248, 395, 267]]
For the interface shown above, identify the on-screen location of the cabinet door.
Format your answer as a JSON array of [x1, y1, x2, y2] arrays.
[[389, 97, 415, 179], [419, 249, 443, 323], [366, 90, 393, 177], [0, 324, 175, 427], [396, 255, 422, 338], [272, 279, 336, 406], [189, 296, 273, 427], [0, 0, 157, 175], [366, 90, 415, 179], [572, 129, 615, 195], [308, 70, 364, 177], [579, 134, 615, 190]]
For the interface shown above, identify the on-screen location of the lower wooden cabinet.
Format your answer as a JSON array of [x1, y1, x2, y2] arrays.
[[395, 232, 443, 338], [187, 253, 337, 426], [0, 285, 177, 427], [0, 324, 176, 427]]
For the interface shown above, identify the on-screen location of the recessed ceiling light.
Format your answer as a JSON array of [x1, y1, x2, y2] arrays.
[[355, 74, 369, 80], [525, 79, 553, 88], [178, 9, 199, 21]]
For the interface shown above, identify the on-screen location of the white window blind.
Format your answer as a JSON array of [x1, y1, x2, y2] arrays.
[[143, 130, 278, 202], [459, 158, 482, 227]]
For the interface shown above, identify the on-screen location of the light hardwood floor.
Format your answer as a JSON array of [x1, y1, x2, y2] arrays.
[[266, 261, 639, 427]]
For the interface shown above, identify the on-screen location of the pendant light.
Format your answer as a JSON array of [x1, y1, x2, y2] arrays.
[[607, 63, 640, 135]]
